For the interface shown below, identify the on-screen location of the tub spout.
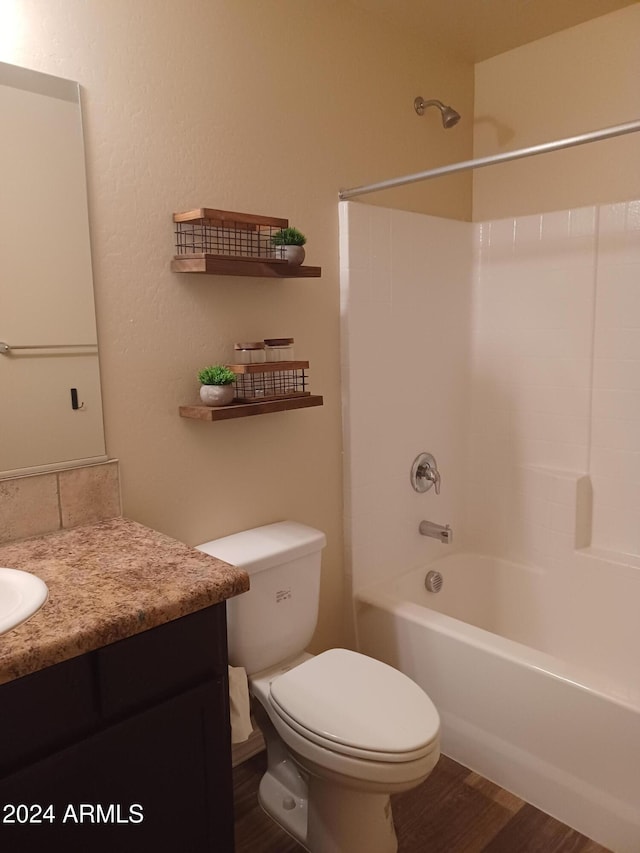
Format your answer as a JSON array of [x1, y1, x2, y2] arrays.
[[419, 520, 453, 544]]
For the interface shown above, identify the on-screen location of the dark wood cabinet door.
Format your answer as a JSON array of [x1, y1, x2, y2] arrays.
[[0, 679, 234, 853]]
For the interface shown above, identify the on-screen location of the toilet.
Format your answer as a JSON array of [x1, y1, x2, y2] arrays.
[[197, 521, 440, 853]]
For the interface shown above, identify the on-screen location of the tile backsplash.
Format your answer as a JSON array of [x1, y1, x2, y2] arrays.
[[0, 460, 121, 545]]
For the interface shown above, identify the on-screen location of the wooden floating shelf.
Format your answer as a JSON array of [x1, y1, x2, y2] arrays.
[[172, 207, 321, 278], [180, 395, 324, 421], [171, 256, 321, 278]]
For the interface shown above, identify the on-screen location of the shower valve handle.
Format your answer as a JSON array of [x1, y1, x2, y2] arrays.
[[423, 465, 441, 495], [410, 452, 441, 495]]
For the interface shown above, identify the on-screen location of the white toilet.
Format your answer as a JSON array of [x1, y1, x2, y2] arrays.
[[197, 521, 440, 853]]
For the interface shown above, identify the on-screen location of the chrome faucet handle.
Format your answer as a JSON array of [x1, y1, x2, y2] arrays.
[[410, 452, 441, 494], [430, 466, 441, 495]]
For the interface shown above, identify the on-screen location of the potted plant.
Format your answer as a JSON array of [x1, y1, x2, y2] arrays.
[[271, 226, 307, 266], [197, 365, 236, 407]]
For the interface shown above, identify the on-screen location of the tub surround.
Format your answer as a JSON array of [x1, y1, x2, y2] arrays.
[[0, 515, 249, 685], [339, 201, 472, 596], [468, 199, 640, 563], [340, 198, 640, 594]]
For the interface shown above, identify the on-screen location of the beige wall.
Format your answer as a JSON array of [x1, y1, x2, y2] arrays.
[[2, 1, 473, 652], [473, 5, 640, 221]]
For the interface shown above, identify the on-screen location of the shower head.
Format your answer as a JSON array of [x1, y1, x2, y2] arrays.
[[414, 97, 461, 129]]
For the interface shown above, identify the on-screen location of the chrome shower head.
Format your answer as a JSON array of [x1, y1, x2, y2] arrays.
[[414, 97, 461, 129]]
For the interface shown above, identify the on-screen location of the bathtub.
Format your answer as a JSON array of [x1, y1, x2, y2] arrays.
[[355, 551, 640, 853]]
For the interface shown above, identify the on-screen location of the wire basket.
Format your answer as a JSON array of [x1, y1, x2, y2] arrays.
[[229, 362, 309, 403], [174, 208, 288, 262]]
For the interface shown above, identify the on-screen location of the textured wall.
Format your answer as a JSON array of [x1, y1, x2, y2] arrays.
[[473, 5, 640, 221], [1, 1, 473, 651]]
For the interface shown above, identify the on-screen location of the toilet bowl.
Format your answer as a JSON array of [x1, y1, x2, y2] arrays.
[[197, 522, 441, 853], [250, 651, 440, 853]]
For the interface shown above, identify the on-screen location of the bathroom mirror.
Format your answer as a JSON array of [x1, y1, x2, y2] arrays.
[[0, 61, 106, 477]]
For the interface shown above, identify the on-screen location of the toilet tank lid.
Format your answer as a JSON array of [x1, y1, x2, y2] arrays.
[[196, 521, 326, 574]]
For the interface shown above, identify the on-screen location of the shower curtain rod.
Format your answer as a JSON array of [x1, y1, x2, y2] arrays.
[[338, 119, 640, 200]]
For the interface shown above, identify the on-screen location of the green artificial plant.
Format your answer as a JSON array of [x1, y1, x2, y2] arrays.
[[197, 365, 236, 386], [270, 226, 307, 247]]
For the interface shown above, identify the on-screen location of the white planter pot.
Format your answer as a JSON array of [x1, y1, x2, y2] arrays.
[[279, 245, 305, 265], [200, 384, 234, 407]]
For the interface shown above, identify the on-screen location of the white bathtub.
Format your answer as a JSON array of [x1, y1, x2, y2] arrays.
[[355, 551, 640, 853]]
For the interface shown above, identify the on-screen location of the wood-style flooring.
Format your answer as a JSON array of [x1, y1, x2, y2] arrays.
[[233, 751, 611, 853]]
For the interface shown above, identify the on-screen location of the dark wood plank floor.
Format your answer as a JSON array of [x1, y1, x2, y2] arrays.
[[233, 751, 611, 853]]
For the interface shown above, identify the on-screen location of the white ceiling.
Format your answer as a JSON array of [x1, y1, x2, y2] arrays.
[[352, 0, 639, 62]]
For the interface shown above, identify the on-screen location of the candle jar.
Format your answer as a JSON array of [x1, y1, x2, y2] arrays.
[[233, 342, 266, 364], [264, 338, 295, 362]]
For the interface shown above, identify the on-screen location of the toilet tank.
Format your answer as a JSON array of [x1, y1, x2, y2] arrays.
[[196, 521, 326, 674]]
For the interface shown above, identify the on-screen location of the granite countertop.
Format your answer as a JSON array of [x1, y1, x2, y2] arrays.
[[0, 516, 249, 685]]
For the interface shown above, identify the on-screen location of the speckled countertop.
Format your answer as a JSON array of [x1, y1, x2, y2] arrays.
[[0, 517, 249, 685]]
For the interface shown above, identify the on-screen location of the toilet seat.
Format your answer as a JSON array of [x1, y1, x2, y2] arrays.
[[269, 649, 440, 763]]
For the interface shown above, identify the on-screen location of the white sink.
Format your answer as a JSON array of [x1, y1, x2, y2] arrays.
[[0, 567, 48, 635]]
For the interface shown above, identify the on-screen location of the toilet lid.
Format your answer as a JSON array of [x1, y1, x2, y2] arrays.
[[269, 649, 439, 760]]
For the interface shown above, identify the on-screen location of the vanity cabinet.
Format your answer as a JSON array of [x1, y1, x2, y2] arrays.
[[0, 604, 234, 852]]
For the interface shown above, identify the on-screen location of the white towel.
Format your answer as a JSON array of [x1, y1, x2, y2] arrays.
[[228, 665, 253, 743]]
